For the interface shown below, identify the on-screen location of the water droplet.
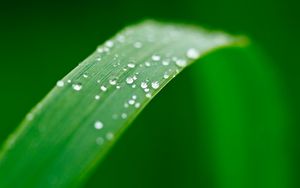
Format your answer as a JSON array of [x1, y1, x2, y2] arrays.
[[72, 83, 82, 91], [145, 62, 151, 67], [144, 88, 150, 92], [128, 99, 135, 105], [94, 121, 104, 130], [135, 103, 141, 108], [109, 79, 117, 85], [121, 113, 127, 119], [67, 79, 72, 83], [95, 95, 100, 100], [124, 103, 129, 108], [127, 63, 135, 68], [101, 86, 107, 92], [146, 93, 152, 98], [116, 85, 121, 89], [133, 42, 142, 48], [96, 137, 104, 145], [152, 55, 161, 61], [132, 95, 137, 100], [105, 40, 114, 47], [175, 59, 187, 67], [163, 74, 170, 79], [126, 77, 134, 84], [56, 80, 64, 87], [132, 84, 136, 88], [162, 60, 169, 66], [96, 57, 101, 61], [151, 81, 160, 89], [186, 48, 200, 59], [141, 82, 148, 89], [83, 74, 88, 78], [106, 132, 114, 140]]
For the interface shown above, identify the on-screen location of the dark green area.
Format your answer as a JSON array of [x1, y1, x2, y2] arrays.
[[0, 0, 298, 187]]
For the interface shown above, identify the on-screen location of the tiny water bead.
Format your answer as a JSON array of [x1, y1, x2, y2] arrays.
[[56, 80, 64, 87], [134, 103, 141, 108], [186, 48, 200, 59], [83, 74, 89, 78], [128, 99, 135, 105], [95, 95, 100, 100], [94, 121, 104, 130], [162, 60, 170, 66], [126, 77, 134, 84], [146, 93, 152, 98], [141, 82, 148, 89], [151, 81, 160, 89], [127, 63, 135, 68], [106, 132, 114, 141], [163, 74, 170, 79], [152, 55, 161, 61], [100, 86, 107, 92], [105, 40, 114, 48], [145, 62, 151, 67], [121, 113, 127, 119], [72, 83, 82, 91], [175, 59, 187, 67], [109, 79, 117, 85]]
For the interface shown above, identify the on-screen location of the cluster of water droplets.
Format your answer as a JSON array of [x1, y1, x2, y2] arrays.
[[53, 25, 206, 146]]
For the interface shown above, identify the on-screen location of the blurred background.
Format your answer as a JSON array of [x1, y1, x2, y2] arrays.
[[0, 0, 299, 188]]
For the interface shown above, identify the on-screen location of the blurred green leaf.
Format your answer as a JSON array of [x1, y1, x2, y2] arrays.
[[0, 20, 245, 188]]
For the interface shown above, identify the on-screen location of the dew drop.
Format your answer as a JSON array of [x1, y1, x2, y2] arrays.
[[106, 132, 114, 140], [145, 62, 151, 67], [116, 85, 121, 89], [128, 99, 135, 105], [162, 60, 170, 66], [135, 103, 141, 108], [56, 80, 64, 87], [95, 95, 100, 100], [101, 86, 107, 92], [146, 93, 152, 98], [163, 74, 170, 79], [67, 79, 72, 83], [127, 63, 135, 68], [151, 81, 160, 89], [109, 79, 117, 85], [141, 82, 148, 89], [132, 95, 137, 100], [126, 77, 134, 84], [144, 88, 150, 92], [83, 74, 88, 78], [72, 83, 82, 91], [186, 48, 200, 59], [121, 113, 127, 119], [175, 59, 187, 67], [105, 40, 114, 47], [152, 55, 161, 61], [94, 121, 104, 130]]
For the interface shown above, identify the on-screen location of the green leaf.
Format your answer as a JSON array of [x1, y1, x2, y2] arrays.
[[0, 20, 246, 188]]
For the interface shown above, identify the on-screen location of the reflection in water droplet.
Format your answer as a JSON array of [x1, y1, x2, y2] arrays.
[[72, 83, 82, 91], [94, 121, 104, 130], [56, 80, 64, 87], [186, 48, 200, 59]]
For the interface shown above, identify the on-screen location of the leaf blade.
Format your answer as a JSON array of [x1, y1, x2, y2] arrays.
[[0, 20, 246, 187]]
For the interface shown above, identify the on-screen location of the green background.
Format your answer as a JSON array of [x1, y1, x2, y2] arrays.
[[0, 0, 298, 187]]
